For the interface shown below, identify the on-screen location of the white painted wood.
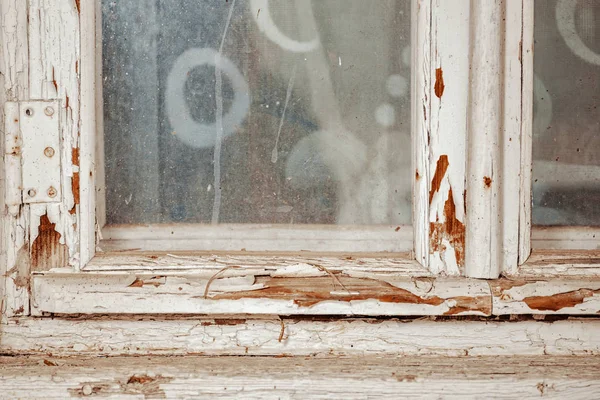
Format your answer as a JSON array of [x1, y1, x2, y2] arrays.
[[428, 0, 470, 276], [492, 278, 600, 315], [30, 270, 491, 316], [502, 0, 526, 276], [3, 355, 600, 399], [414, 0, 470, 276], [84, 252, 426, 273], [79, 0, 97, 268], [412, 0, 431, 269], [3, 101, 21, 213], [519, 0, 535, 265], [28, 0, 80, 264], [518, 250, 600, 276], [1, 0, 30, 319], [465, 0, 504, 279], [101, 224, 413, 253], [95, 0, 106, 230], [532, 227, 600, 250], [3, 317, 600, 357]]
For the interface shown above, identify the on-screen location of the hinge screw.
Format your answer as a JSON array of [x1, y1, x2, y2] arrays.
[[48, 186, 57, 198], [27, 189, 37, 198], [44, 106, 54, 116], [44, 147, 55, 158]]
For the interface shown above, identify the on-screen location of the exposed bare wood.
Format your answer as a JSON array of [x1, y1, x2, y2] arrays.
[[3, 317, 600, 357], [31, 270, 491, 316]]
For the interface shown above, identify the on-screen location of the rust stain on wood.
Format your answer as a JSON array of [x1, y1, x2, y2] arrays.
[[31, 214, 69, 271], [434, 67, 445, 98], [484, 176, 492, 188], [74, 0, 80, 14], [429, 155, 449, 204], [523, 289, 598, 312], [430, 188, 466, 269], [415, 170, 420, 181]]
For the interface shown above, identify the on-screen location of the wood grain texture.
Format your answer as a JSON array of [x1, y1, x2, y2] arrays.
[[27, 0, 81, 269], [3, 317, 600, 357], [0, 355, 599, 399], [30, 269, 491, 316], [1, 0, 30, 319]]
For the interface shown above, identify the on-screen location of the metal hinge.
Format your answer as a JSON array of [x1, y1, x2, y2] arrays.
[[4, 100, 62, 214]]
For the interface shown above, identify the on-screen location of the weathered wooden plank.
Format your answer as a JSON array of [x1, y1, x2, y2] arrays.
[[519, 0, 534, 264], [518, 250, 600, 276], [412, 0, 431, 268], [2, 355, 600, 399], [31, 270, 491, 316], [413, 0, 470, 276], [100, 224, 413, 253], [3, 317, 600, 357], [84, 251, 425, 273], [464, 0, 504, 279], [79, 0, 97, 268], [28, 0, 80, 269], [492, 278, 600, 314], [1, 355, 600, 398], [502, 0, 526, 275], [1, 0, 30, 318]]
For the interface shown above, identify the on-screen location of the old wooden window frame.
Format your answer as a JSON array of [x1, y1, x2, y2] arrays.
[[2, 0, 600, 335]]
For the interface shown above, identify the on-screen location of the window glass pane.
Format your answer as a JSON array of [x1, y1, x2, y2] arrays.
[[533, 0, 600, 226], [102, 0, 412, 226]]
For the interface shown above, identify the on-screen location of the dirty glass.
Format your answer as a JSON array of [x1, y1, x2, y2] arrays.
[[102, 0, 412, 226], [533, 0, 600, 226]]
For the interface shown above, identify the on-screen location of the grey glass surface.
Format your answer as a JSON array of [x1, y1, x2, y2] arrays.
[[103, 0, 412, 226], [533, 0, 600, 226]]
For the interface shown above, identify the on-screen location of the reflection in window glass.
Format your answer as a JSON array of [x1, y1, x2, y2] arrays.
[[533, 0, 600, 226], [102, 0, 412, 226]]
